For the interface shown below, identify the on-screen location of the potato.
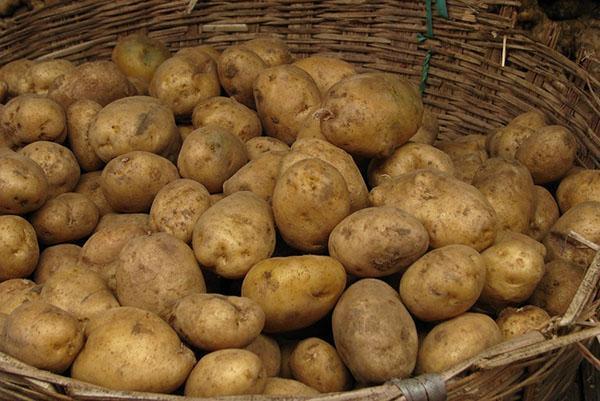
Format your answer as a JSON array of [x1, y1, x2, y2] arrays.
[[435, 134, 488, 183], [192, 96, 262, 142], [332, 279, 417, 383], [263, 378, 320, 396], [192, 191, 275, 279], [529, 260, 585, 316], [245, 136, 290, 160], [66, 99, 103, 171], [556, 169, 600, 213], [410, 109, 439, 145], [320, 72, 423, 158], [368, 143, 455, 187], [41, 265, 119, 322], [48, 61, 135, 109], [184, 349, 266, 397], [242, 37, 293, 67], [101, 151, 179, 212], [0, 279, 40, 314], [0, 151, 48, 214], [30, 193, 99, 245], [127, 76, 148, 95], [94, 212, 151, 233], [0, 59, 34, 96], [496, 306, 550, 340], [290, 337, 352, 392], [293, 55, 356, 95], [176, 45, 220, 64], [218, 45, 267, 108], [149, 179, 211, 243], [177, 126, 248, 193], [1, 94, 66, 145], [74, 172, 114, 217], [209, 192, 225, 205], [495, 230, 547, 259], [244, 334, 281, 377], [149, 54, 220, 116], [527, 185, 560, 241], [400, 245, 486, 321], [72, 307, 196, 392], [370, 169, 497, 251], [19, 141, 80, 198], [417, 313, 502, 374], [296, 109, 328, 141], [112, 33, 171, 82], [273, 158, 351, 252], [480, 239, 545, 307], [516, 125, 577, 184], [487, 124, 535, 160], [508, 110, 547, 129], [16, 59, 75, 96], [116, 233, 206, 319], [544, 201, 600, 268], [254, 65, 321, 145], [89, 96, 178, 162], [34, 244, 81, 284], [0, 215, 39, 281], [329, 207, 429, 277], [242, 255, 346, 332]]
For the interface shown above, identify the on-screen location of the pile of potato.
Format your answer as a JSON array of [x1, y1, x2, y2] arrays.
[[0, 34, 599, 397]]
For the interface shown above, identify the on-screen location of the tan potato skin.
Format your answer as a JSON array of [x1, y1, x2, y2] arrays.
[[332, 279, 418, 384], [495, 230, 547, 259], [410, 108, 439, 144], [0, 152, 49, 214], [435, 134, 488, 183], [34, 244, 81, 284], [244, 334, 281, 377], [242, 37, 293, 67], [399, 245, 486, 322], [16, 60, 76, 96], [529, 260, 585, 316], [245, 136, 290, 160], [0, 216, 39, 281], [0, 59, 35, 96], [94, 212, 152, 233], [496, 305, 550, 340], [242, 255, 347, 333], [218, 46, 267, 109], [296, 109, 328, 141], [486, 124, 535, 159], [66, 99, 104, 172], [176, 45, 220, 64], [508, 110, 547, 130], [293, 55, 356, 94], [417, 313, 502, 374], [526, 185, 559, 241], [0, 279, 40, 314], [192, 96, 262, 142], [74, 172, 114, 217], [263, 378, 320, 396], [556, 169, 600, 213], [111, 33, 171, 82], [369, 169, 497, 251], [329, 206, 429, 277]]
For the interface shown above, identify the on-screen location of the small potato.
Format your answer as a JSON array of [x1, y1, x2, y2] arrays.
[[529, 260, 585, 316], [263, 378, 320, 396], [332, 279, 418, 383], [0, 279, 40, 314], [177, 126, 248, 193], [2, 301, 84, 373], [149, 179, 211, 243], [244, 334, 281, 377], [150, 54, 220, 116], [417, 313, 502, 374], [169, 293, 264, 350], [293, 55, 356, 94], [112, 33, 171, 82], [487, 124, 534, 160], [192, 96, 262, 142], [242, 255, 346, 333], [192, 191, 275, 279], [218, 45, 267, 108], [290, 337, 352, 392], [495, 230, 547, 259], [16, 59, 76, 95], [0, 59, 35, 96], [30, 193, 99, 245], [176, 45, 220, 64], [0, 216, 39, 281], [496, 305, 550, 340], [368, 142, 455, 187], [400, 245, 486, 322], [34, 244, 81, 284], [254, 65, 321, 145], [0, 152, 48, 214], [242, 37, 293, 67], [410, 108, 439, 144], [19, 141, 80, 198], [184, 349, 266, 397], [273, 158, 351, 252], [508, 110, 547, 129], [72, 307, 196, 393], [516, 125, 577, 184], [245, 136, 290, 160], [1, 94, 66, 145], [74, 172, 114, 217], [329, 207, 429, 277], [116, 233, 206, 319], [527, 185, 559, 241], [94, 212, 151, 233], [66, 99, 103, 171], [101, 151, 179, 212], [556, 169, 600, 213], [435, 134, 488, 183]]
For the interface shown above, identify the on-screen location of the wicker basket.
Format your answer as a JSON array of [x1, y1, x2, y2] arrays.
[[0, 1, 598, 400]]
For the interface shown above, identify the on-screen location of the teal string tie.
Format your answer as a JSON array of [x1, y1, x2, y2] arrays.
[[419, 0, 448, 94]]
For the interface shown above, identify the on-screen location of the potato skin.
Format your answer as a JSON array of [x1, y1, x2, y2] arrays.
[[244, 334, 281, 377], [176, 45, 220, 64], [242, 37, 293, 67], [556, 169, 600, 213], [111, 33, 171, 82], [66, 99, 103, 171], [436, 135, 488, 183], [495, 230, 547, 259], [0, 152, 49, 214], [0, 59, 35, 96], [529, 260, 585, 316], [16, 59, 76, 96], [74, 172, 114, 217], [0, 216, 39, 281], [496, 306, 550, 340], [192, 96, 262, 142], [487, 124, 534, 159], [527, 185, 559, 241], [293, 55, 356, 95], [263, 378, 320, 396], [329, 206, 429, 277], [34, 244, 81, 284], [218, 46, 267, 108], [332, 279, 418, 383], [410, 108, 439, 144], [508, 110, 547, 129], [245, 136, 290, 160], [0, 279, 40, 314], [242, 255, 346, 333]]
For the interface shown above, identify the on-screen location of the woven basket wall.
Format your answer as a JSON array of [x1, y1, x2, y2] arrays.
[[0, 1, 599, 401]]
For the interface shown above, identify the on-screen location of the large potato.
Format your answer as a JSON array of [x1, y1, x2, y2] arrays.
[[370, 169, 497, 251], [245, 136, 290, 160], [16, 59, 75, 96], [410, 108, 439, 144], [332, 279, 418, 383], [0, 215, 39, 281], [192, 191, 275, 279], [192, 96, 262, 142], [0, 59, 35, 96], [529, 260, 585, 316], [496, 306, 550, 340], [74, 171, 114, 217], [527, 185, 559, 241], [293, 55, 356, 95], [0, 152, 48, 214], [0, 279, 40, 314], [72, 307, 196, 393], [112, 33, 171, 82], [242, 37, 293, 67], [508, 110, 547, 129], [244, 334, 281, 377], [1, 94, 66, 145], [399, 245, 486, 322], [435, 134, 488, 183], [329, 206, 429, 277], [263, 378, 320, 396], [486, 124, 535, 159], [495, 230, 547, 259], [242, 255, 346, 332], [66, 99, 103, 171], [218, 45, 267, 108], [34, 244, 81, 284], [320, 73, 423, 158], [556, 169, 600, 213]]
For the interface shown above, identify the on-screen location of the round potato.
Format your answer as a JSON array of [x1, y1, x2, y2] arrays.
[[242, 37, 293, 67], [293, 55, 356, 95], [0, 279, 40, 315], [0, 152, 49, 214], [72, 307, 196, 393], [34, 243, 81, 284], [556, 169, 600, 213], [332, 279, 418, 383], [66, 99, 103, 171], [94, 212, 152, 233], [0, 215, 39, 281], [410, 108, 439, 144], [496, 305, 550, 340], [527, 185, 560, 241], [400, 245, 486, 321], [263, 378, 320, 396], [245, 136, 290, 160], [296, 109, 328, 141], [495, 230, 547, 260], [16, 59, 75, 96], [529, 260, 585, 316], [244, 334, 281, 377], [329, 206, 429, 277], [218, 45, 267, 108], [176, 45, 220, 64], [435, 134, 488, 183], [184, 349, 266, 397], [417, 313, 502, 374], [0, 59, 35, 96], [487, 124, 535, 160], [242, 255, 346, 333], [112, 33, 171, 82], [192, 96, 262, 142], [74, 172, 114, 217], [508, 110, 547, 129], [1, 94, 66, 145]]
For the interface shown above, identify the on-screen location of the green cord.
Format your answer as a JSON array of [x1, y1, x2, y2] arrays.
[[419, 0, 448, 94]]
